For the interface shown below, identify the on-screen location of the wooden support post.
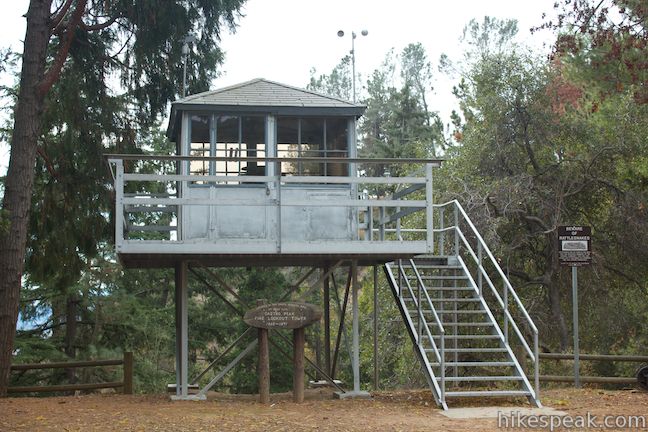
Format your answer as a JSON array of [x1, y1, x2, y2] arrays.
[[258, 328, 270, 404], [293, 327, 305, 403], [123, 352, 133, 395]]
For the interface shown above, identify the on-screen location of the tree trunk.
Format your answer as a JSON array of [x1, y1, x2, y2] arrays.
[[65, 294, 78, 383], [548, 281, 569, 351], [0, 0, 52, 396]]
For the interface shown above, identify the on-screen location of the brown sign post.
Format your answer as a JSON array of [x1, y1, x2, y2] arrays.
[[244, 302, 322, 403]]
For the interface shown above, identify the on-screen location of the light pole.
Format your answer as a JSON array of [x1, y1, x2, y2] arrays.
[[182, 35, 197, 98], [337, 29, 368, 103]]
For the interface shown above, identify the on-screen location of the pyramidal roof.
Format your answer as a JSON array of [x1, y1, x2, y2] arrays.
[[167, 78, 365, 139], [173, 78, 364, 111]]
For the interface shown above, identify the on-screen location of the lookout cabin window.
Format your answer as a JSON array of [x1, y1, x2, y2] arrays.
[[189, 114, 266, 184], [276, 117, 348, 176]]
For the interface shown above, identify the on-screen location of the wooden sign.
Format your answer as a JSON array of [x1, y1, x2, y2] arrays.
[[244, 302, 322, 330]]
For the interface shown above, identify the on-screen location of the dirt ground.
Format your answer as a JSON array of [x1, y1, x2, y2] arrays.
[[1, 387, 646, 431]]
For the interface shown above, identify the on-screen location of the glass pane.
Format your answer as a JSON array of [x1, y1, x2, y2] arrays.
[[326, 118, 348, 176], [277, 117, 299, 175], [215, 116, 239, 178], [300, 118, 324, 175], [242, 116, 266, 176], [190, 115, 210, 181]]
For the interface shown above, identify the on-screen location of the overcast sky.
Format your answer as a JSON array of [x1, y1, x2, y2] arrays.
[[0, 0, 558, 175]]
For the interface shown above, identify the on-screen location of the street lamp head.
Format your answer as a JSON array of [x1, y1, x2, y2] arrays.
[[361, 29, 368, 36], [337, 30, 344, 37]]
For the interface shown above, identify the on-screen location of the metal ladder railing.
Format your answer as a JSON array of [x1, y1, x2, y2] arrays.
[[434, 200, 540, 403], [383, 260, 447, 409], [380, 199, 541, 408]]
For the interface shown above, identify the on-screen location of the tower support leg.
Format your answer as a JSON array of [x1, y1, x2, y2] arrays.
[[336, 260, 371, 400], [171, 261, 204, 400]]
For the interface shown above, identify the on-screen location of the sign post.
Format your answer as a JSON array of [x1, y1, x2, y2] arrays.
[[558, 225, 592, 389], [244, 302, 322, 403]]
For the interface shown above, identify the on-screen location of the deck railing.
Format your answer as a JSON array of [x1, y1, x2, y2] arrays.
[[106, 154, 442, 256]]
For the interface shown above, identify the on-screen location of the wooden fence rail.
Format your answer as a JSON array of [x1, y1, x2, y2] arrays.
[[536, 352, 648, 387], [8, 352, 133, 394]]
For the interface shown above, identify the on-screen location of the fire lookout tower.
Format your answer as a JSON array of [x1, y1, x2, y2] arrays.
[[108, 78, 541, 409]]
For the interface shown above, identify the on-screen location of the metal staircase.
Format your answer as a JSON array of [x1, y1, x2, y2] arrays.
[[382, 200, 541, 410]]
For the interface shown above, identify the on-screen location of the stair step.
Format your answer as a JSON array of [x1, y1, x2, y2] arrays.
[[422, 264, 462, 268], [438, 347, 507, 353], [428, 287, 475, 291], [425, 322, 494, 328], [408, 275, 468, 280], [403, 297, 480, 303], [437, 376, 523, 382], [445, 390, 530, 398], [429, 334, 501, 340], [436, 298, 481, 302], [406, 257, 450, 266], [430, 361, 515, 367], [421, 309, 486, 314]]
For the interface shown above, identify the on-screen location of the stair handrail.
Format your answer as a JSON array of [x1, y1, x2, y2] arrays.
[[453, 229, 535, 358], [397, 261, 443, 360], [384, 263, 445, 406], [408, 258, 446, 401], [396, 259, 445, 402], [432, 199, 540, 399], [450, 201, 538, 332], [409, 259, 446, 336]]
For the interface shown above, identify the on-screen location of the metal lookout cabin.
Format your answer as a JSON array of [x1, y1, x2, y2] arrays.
[[107, 78, 541, 409]]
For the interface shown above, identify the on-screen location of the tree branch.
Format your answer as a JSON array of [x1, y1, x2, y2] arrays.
[[80, 15, 118, 32], [507, 208, 553, 233], [49, 0, 74, 33], [601, 263, 644, 289], [36, 146, 59, 180], [38, 0, 88, 97]]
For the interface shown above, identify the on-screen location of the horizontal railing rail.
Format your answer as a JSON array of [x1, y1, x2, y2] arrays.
[[107, 154, 441, 254], [537, 353, 648, 387], [9, 352, 133, 394]]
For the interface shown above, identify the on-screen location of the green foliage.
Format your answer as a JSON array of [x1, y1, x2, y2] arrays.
[[441, 15, 648, 356], [545, 0, 648, 103], [357, 269, 426, 390], [308, 56, 353, 101]]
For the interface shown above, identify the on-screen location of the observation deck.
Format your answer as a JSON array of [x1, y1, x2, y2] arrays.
[[107, 154, 441, 268], [106, 78, 442, 268]]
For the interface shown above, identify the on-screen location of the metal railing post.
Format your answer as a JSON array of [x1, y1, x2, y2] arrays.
[[398, 259, 403, 299], [453, 204, 459, 257], [534, 332, 540, 399], [396, 206, 401, 241], [368, 206, 373, 242], [275, 160, 282, 253], [477, 242, 483, 296], [439, 207, 445, 255], [425, 163, 434, 253], [115, 160, 125, 248], [417, 274, 423, 344], [440, 328, 445, 404], [379, 207, 385, 241], [504, 278, 509, 343]]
